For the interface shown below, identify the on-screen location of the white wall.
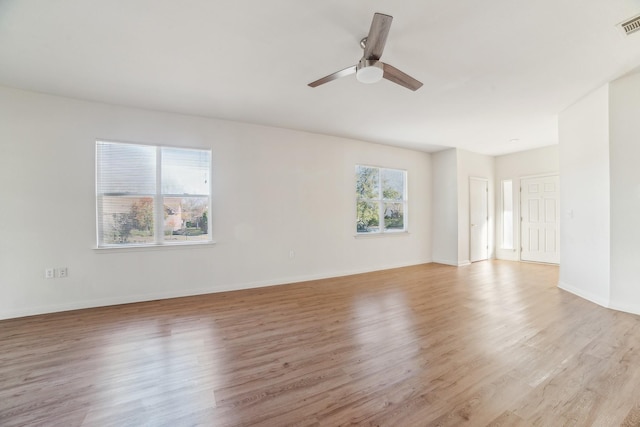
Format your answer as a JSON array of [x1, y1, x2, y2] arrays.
[[430, 148, 494, 266], [558, 85, 610, 307], [0, 86, 432, 319], [609, 72, 640, 314], [494, 145, 559, 261], [431, 149, 458, 265], [456, 149, 495, 265]]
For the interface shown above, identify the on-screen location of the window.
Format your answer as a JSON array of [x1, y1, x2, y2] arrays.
[[502, 180, 514, 249], [96, 141, 211, 247], [356, 165, 407, 234]]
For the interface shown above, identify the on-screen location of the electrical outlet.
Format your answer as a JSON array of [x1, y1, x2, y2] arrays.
[[58, 267, 68, 278], [45, 268, 55, 279]]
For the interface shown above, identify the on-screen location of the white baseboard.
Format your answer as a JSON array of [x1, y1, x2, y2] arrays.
[[558, 281, 640, 316], [431, 258, 472, 267], [0, 259, 432, 320], [607, 301, 640, 317], [432, 258, 458, 266], [558, 281, 610, 308]]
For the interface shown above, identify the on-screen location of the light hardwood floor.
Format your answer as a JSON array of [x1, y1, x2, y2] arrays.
[[2, 261, 640, 426]]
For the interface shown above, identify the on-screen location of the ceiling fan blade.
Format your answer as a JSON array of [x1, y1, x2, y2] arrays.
[[382, 63, 423, 91], [308, 65, 357, 87], [363, 13, 393, 60]]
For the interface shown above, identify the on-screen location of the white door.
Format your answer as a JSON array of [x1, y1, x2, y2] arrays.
[[469, 177, 489, 262], [520, 175, 560, 264]]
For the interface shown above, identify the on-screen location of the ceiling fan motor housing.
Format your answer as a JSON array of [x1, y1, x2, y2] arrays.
[[356, 58, 384, 84]]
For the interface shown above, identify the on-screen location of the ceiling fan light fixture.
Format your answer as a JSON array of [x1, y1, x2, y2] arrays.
[[356, 60, 383, 84]]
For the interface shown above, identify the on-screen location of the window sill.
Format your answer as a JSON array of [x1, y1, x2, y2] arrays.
[[354, 231, 410, 239], [94, 241, 216, 253]]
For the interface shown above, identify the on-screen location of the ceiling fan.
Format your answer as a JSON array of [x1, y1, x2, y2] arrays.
[[308, 13, 423, 91]]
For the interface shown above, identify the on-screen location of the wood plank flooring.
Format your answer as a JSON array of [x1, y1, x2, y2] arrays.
[[2, 261, 640, 426]]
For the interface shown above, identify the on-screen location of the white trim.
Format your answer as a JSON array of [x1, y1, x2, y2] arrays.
[[558, 281, 610, 308], [432, 258, 458, 266], [0, 260, 431, 320], [458, 260, 471, 267], [354, 231, 409, 239], [93, 240, 216, 253], [95, 137, 209, 152], [154, 146, 164, 242], [469, 176, 489, 263], [519, 172, 560, 180], [559, 281, 640, 316], [607, 301, 640, 317], [500, 179, 515, 250]]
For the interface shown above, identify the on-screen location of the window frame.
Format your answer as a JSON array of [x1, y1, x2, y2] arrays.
[[355, 164, 408, 235], [95, 140, 213, 249], [501, 179, 514, 250]]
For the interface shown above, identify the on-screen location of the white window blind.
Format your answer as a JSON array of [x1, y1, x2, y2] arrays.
[[161, 147, 210, 195], [96, 141, 211, 247], [97, 143, 156, 196]]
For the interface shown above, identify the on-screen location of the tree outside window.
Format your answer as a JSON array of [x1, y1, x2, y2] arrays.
[[96, 141, 212, 247], [356, 165, 407, 234]]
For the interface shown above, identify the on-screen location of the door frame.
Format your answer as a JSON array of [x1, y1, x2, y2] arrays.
[[469, 177, 489, 263], [519, 173, 560, 264]]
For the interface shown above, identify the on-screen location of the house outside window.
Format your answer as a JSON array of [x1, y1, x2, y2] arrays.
[[96, 140, 211, 247], [356, 165, 407, 234]]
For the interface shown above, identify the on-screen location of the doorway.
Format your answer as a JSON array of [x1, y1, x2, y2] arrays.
[[520, 175, 560, 264], [469, 177, 489, 262]]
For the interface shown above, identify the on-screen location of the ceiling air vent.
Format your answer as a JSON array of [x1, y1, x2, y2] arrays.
[[620, 14, 640, 36]]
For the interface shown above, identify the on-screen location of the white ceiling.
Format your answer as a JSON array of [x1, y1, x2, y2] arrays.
[[1, 1, 640, 155]]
